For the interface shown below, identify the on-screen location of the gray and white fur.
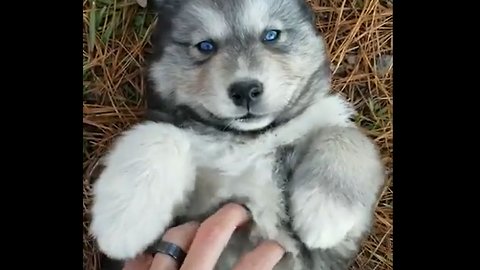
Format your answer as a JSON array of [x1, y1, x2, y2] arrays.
[[89, 0, 386, 269]]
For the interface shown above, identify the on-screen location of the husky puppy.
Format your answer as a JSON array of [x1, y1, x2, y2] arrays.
[[90, 0, 385, 269]]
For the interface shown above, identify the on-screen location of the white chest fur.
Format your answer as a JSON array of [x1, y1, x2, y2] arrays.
[[186, 139, 282, 219]]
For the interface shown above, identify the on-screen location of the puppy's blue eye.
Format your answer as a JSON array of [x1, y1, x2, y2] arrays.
[[196, 40, 216, 53], [263, 30, 281, 42]]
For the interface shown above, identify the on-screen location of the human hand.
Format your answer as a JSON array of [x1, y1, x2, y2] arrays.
[[122, 203, 285, 270]]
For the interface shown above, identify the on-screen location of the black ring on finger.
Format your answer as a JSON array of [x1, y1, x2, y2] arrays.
[[146, 240, 187, 266]]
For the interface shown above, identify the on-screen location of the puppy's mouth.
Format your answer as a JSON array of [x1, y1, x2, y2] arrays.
[[198, 106, 274, 131], [235, 113, 264, 121]]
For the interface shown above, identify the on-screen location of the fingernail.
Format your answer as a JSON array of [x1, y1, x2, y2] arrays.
[[239, 203, 252, 217]]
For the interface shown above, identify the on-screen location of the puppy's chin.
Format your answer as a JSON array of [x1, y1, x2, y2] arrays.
[[229, 115, 275, 131]]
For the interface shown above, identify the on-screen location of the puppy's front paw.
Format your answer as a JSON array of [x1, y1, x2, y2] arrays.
[[89, 122, 196, 259], [90, 157, 187, 259], [90, 196, 173, 259], [291, 192, 365, 249]]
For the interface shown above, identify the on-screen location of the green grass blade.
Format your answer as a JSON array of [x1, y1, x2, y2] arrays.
[[88, 4, 97, 52]]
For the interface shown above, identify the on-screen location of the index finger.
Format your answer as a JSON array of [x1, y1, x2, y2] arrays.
[[180, 203, 251, 270]]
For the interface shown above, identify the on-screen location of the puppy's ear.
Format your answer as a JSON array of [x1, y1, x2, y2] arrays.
[[146, 0, 182, 61]]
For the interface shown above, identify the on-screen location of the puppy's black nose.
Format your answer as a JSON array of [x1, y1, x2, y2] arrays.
[[228, 80, 263, 107]]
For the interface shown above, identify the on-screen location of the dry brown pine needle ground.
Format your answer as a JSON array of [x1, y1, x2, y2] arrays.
[[83, 0, 393, 269]]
